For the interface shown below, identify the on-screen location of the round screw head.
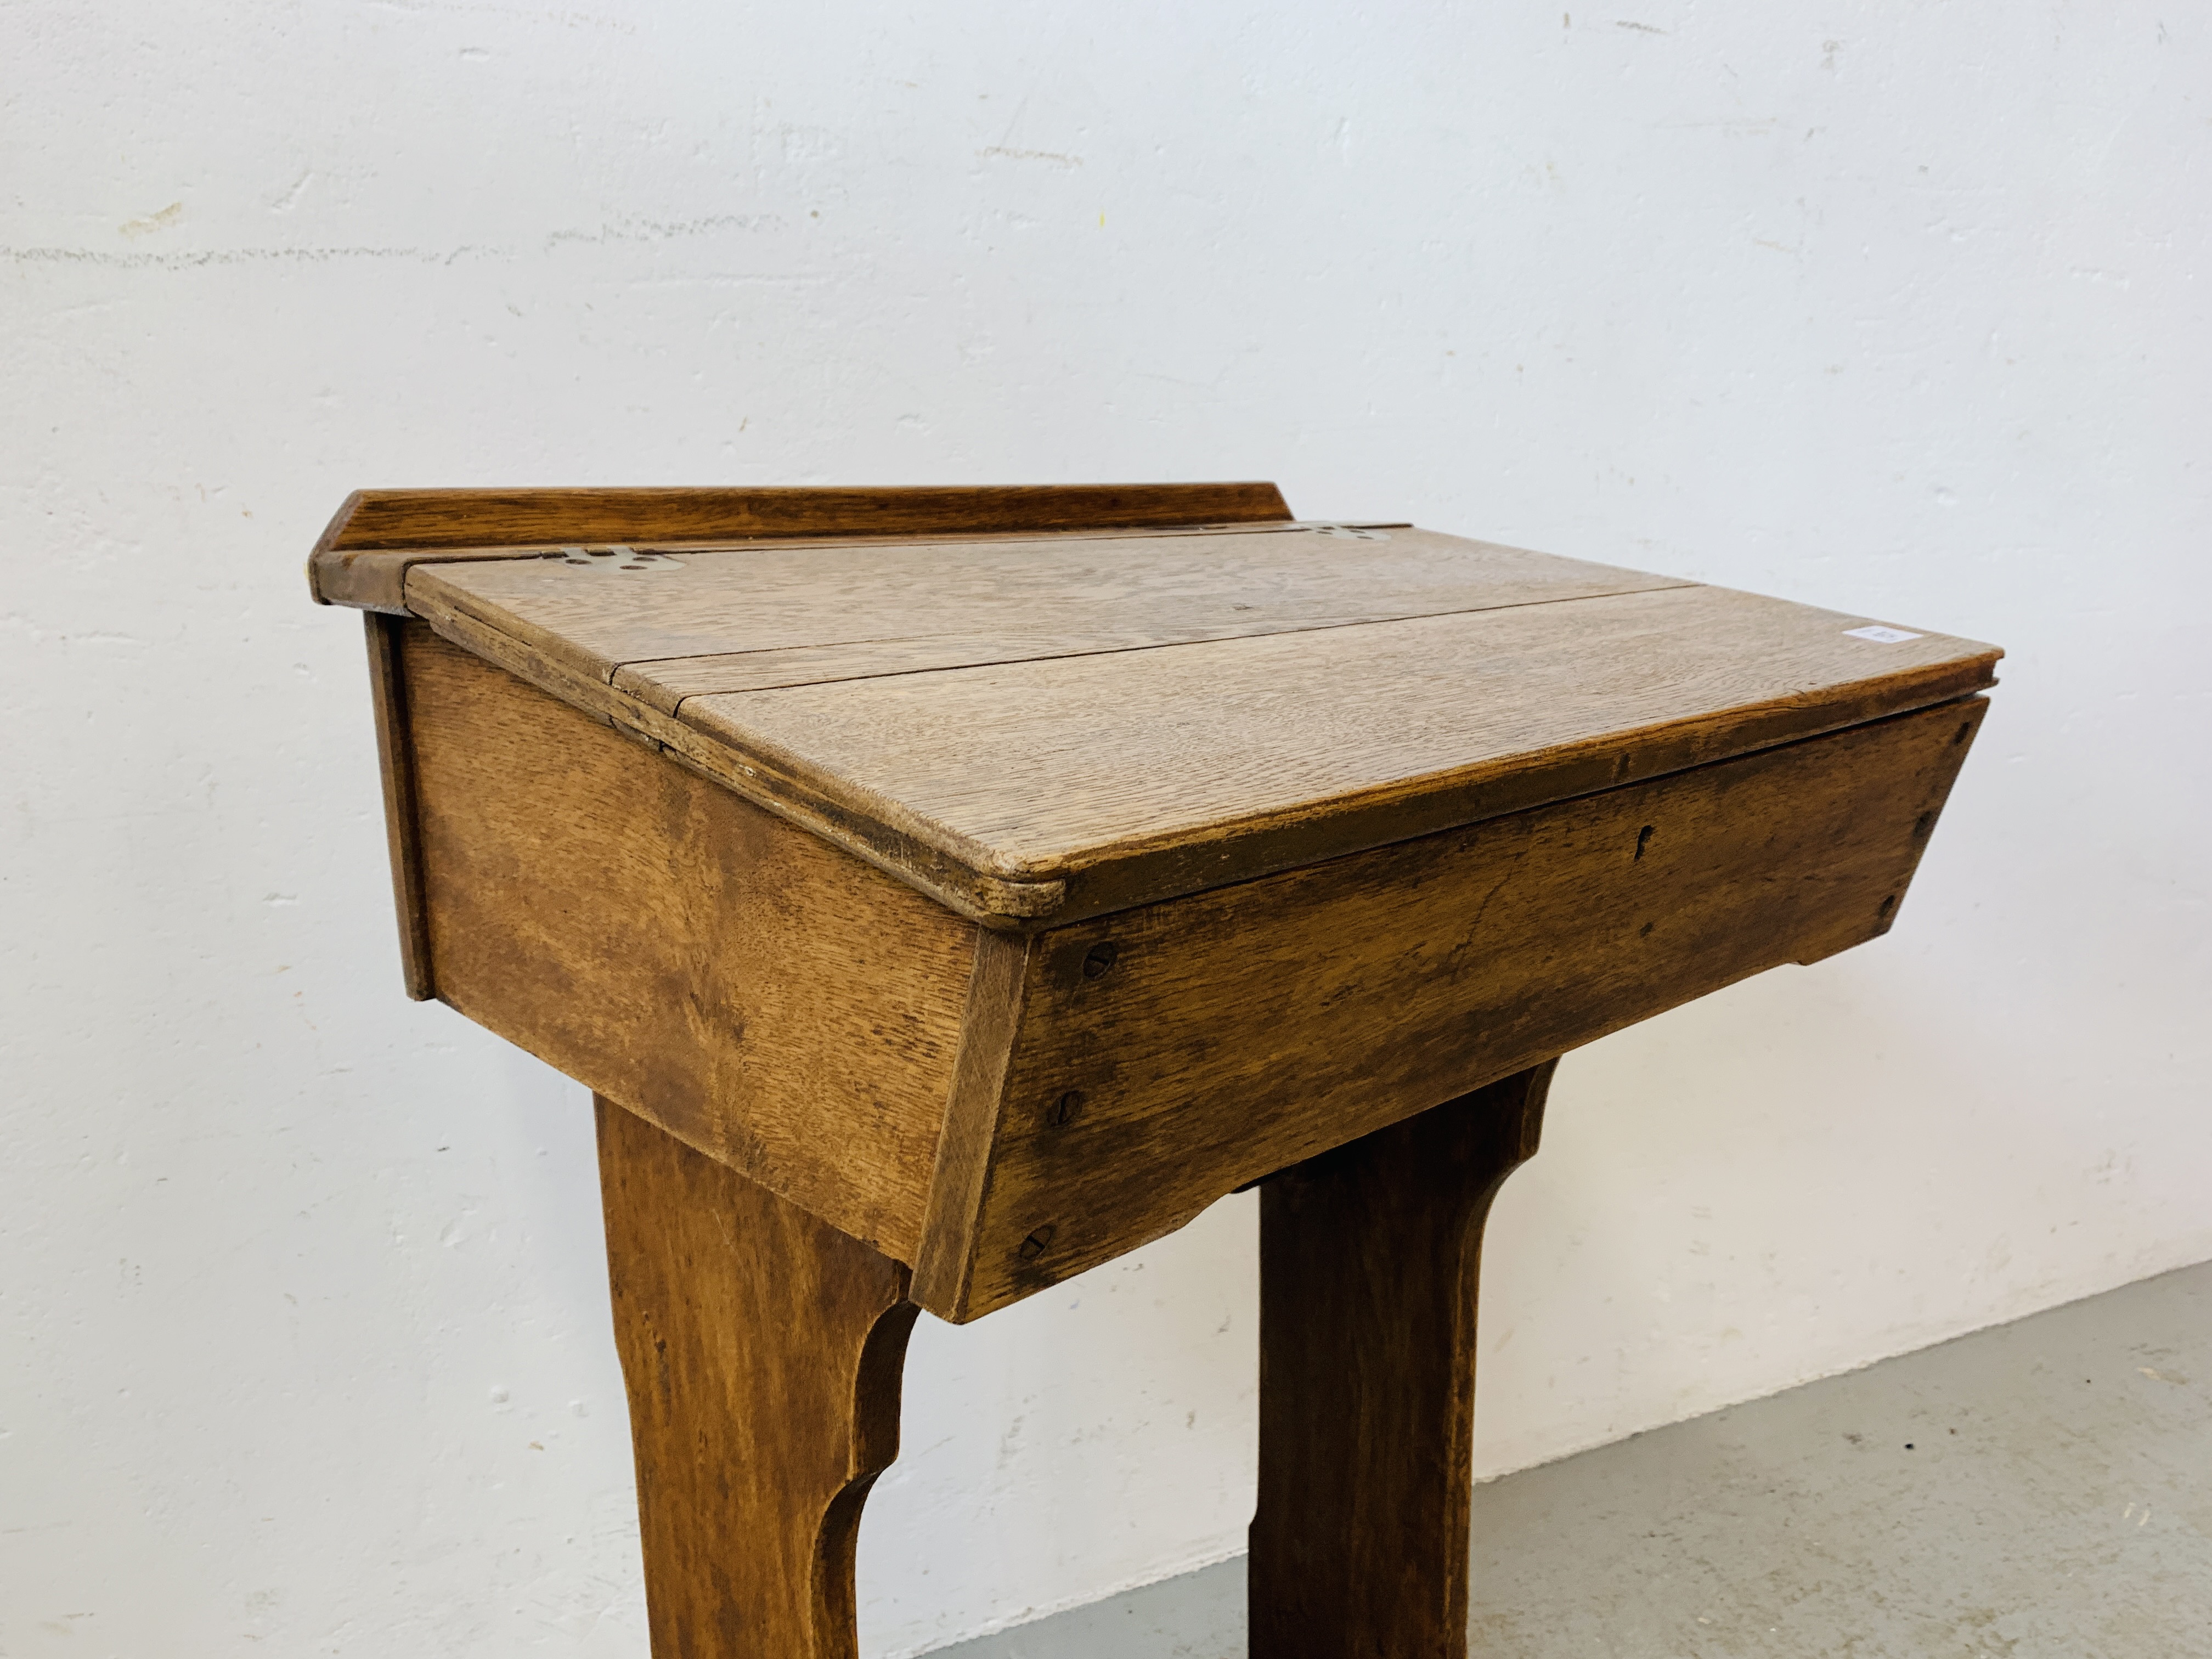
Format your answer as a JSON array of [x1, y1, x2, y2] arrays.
[[1018, 1224, 1057, 1261], [1081, 941, 1119, 980], [1047, 1090, 1085, 1128]]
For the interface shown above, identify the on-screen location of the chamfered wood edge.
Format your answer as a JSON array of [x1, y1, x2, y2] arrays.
[[911, 930, 1037, 1316], [307, 482, 1295, 611], [363, 612, 435, 1000]]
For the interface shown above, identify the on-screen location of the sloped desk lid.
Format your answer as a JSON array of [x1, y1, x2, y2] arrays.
[[319, 497, 2000, 927]]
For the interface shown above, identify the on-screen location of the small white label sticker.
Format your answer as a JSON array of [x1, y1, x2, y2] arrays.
[[1843, 624, 1922, 644]]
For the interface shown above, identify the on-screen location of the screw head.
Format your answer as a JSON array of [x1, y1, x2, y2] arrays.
[[1047, 1090, 1085, 1128], [1018, 1224, 1057, 1261], [1081, 941, 1119, 980]]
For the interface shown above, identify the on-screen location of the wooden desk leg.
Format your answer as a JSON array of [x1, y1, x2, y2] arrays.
[[1250, 1062, 1556, 1659], [595, 1097, 920, 1658]]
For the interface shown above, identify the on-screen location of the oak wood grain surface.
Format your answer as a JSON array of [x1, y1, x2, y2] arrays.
[[1250, 1065, 1554, 1659], [404, 624, 977, 1260], [393, 518, 1997, 924], [409, 526, 1686, 699], [309, 481, 1291, 611], [597, 1097, 919, 1658], [679, 580, 1994, 906], [933, 696, 1983, 1318], [394, 583, 1079, 927]]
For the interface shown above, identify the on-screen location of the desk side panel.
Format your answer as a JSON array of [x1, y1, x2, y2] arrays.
[[398, 623, 973, 1261], [934, 696, 1987, 1318]]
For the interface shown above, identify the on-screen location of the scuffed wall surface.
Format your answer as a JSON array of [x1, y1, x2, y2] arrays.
[[2, 3, 2206, 1654]]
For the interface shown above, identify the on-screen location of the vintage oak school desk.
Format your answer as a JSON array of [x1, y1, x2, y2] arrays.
[[309, 483, 1998, 1657]]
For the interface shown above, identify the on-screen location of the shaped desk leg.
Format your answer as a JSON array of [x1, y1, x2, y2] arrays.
[[596, 1097, 919, 1659], [1250, 1062, 1556, 1659]]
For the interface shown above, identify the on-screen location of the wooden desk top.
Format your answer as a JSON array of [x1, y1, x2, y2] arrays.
[[317, 483, 2000, 1318], [318, 489, 1998, 927]]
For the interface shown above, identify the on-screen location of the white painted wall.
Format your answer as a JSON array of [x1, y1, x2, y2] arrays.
[[4, 3, 2206, 1653]]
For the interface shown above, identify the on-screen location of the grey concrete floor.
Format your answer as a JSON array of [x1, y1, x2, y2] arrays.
[[929, 1258, 2212, 1657]]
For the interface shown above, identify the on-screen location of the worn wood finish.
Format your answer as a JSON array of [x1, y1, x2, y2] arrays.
[[362, 612, 434, 1000], [403, 623, 977, 1260], [597, 1096, 919, 1659], [399, 523, 1997, 927], [932, 696, 1985, 1319], [1249, 1064, 1554, 1659], [412, 526, 1685, 699], [319, 481, 2005, 1658], [309, 482, 1292, 611], [394, 588, 1074, 926], [380, 589, 1990, 1316], [679, 582, 1996, 921]]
